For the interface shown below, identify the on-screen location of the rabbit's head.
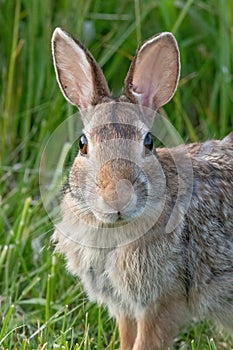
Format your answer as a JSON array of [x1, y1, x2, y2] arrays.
[[52, 28, 180, 234]]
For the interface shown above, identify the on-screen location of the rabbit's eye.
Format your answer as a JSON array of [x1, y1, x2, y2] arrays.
[[144, 132, 153, 151], [79, 134, 88, 155]]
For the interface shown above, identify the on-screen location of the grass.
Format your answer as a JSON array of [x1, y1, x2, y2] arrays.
[[0, 0, 233, 349]]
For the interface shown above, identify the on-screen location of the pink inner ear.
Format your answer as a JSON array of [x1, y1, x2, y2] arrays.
[[132, 46, 163, 107], [129, 35, 180, 110]]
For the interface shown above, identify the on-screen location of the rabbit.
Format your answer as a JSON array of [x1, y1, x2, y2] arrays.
[[51, 27, 233, 350]]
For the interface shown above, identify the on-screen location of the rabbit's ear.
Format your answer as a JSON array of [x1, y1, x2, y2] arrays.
[[124, 32, 180, 110], [52, 28, 110, 109]]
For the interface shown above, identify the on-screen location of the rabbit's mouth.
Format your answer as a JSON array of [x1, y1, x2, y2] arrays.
[[93, 209, 128, 226], [93, 209, 142, 226]]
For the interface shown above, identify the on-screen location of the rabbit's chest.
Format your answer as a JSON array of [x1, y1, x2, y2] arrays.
[[77, 245, 179, 317], [78, 249, 123, 307]]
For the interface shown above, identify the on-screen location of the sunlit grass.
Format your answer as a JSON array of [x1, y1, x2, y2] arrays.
[[0, 0, 232, 349]]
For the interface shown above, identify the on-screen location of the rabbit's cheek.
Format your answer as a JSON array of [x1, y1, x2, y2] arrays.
[[69, 157, 86, 186]]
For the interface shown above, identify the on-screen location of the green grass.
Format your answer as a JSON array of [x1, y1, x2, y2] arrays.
[[1, 0, 233, 349]]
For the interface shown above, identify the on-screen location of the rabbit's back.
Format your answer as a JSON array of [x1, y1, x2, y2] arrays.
[[182, 136, 233, 327]]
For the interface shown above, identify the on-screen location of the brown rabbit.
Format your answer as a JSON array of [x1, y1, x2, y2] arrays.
[[51, 28, 233, 349]]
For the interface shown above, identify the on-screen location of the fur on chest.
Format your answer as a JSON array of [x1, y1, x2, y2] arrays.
[[52, 228, 184, 317]]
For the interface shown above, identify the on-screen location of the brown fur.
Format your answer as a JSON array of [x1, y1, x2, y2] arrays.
[[51, 28, 233, 349]]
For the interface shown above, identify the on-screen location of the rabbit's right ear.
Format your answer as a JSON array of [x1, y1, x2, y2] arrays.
[[52, 28, 110, 110], [124, 32, 180, 110]]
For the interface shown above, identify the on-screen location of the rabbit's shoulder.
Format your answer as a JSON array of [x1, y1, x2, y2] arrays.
[[193, 135, 233, 177]]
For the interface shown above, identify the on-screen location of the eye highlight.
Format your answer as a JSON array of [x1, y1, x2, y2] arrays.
[[143, 132, 153, 151], [79, 134, 88, 155]]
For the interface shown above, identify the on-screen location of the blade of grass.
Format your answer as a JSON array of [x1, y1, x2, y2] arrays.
[[97, 308, 103, 350], [218, 0, 232, 136], [2, 0, 21, 167], [134, 0, 141, 45], [172, 0, 194, 34], [0, 305, 15, 343]]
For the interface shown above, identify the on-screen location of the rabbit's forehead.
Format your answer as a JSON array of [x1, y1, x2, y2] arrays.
[[82, 102, 152, 143], [88, 123, 142, 144]]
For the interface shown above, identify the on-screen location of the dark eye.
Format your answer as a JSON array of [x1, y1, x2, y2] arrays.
[[79, 134, 88, 155], [143, 132, 153, 151]]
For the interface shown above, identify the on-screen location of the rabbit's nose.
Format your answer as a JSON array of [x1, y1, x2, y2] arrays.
[[102, 179, 135, 212]]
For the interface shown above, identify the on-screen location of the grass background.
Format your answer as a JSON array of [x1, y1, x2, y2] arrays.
[[0, 0, 233, 349]]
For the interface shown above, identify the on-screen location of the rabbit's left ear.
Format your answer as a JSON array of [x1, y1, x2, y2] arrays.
[[51, 28, 110, 110], [124, 32, 180, 110]]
